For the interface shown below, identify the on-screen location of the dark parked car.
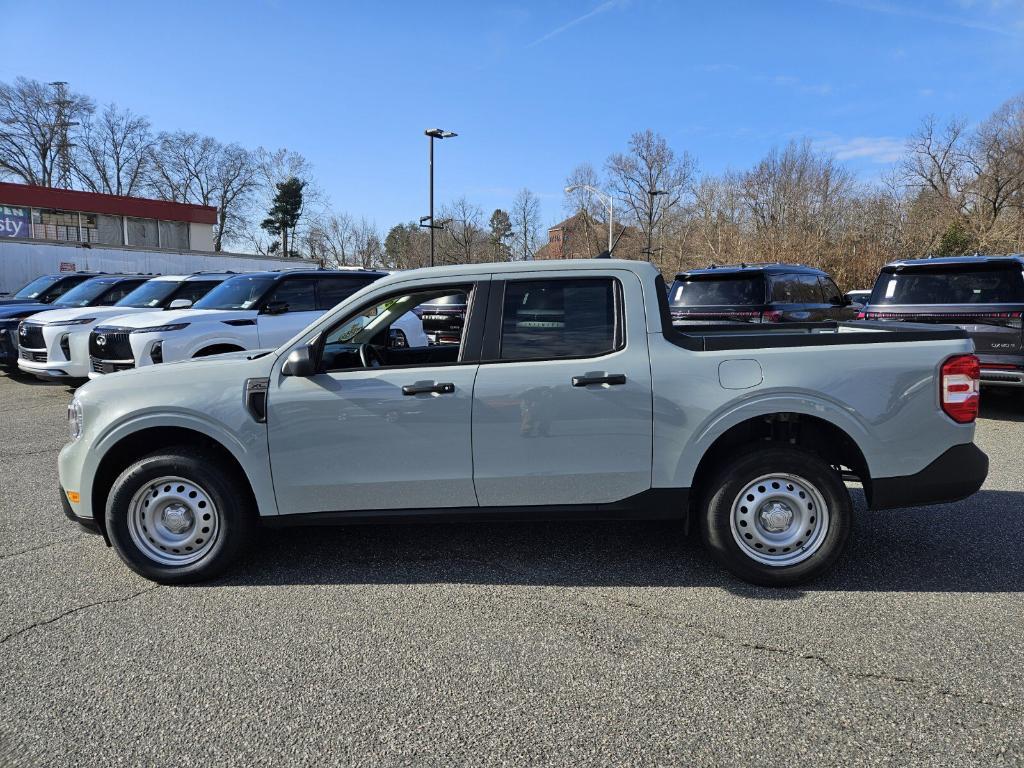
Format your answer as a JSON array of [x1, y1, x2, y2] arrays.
[[415, 292, 467, 344], [860, 255, 1024, 391], [0, 271, 98, 306], [668, 263, 856, 324], [1, 274, 151, 373]]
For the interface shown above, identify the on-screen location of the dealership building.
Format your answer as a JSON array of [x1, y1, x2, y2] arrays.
[[0, 182, 217, 251]]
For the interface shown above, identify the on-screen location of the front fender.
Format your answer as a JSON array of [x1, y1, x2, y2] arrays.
[[83, 409, 277, 520]]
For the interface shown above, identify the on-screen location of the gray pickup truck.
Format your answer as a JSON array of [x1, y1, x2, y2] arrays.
[[58, 260, 988, 586]]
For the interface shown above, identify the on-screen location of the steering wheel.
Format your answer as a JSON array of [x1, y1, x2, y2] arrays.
[[358, 343, 385, 369]]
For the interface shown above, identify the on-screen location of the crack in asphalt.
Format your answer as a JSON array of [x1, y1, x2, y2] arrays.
[[597, 595, 1023, 716], [0, 585, 161, 646], [0, 534, 84, 560], [0, 447, 61, 459]]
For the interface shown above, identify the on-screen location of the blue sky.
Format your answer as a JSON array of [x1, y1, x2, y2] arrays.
[[2, 0, 1022, 230]]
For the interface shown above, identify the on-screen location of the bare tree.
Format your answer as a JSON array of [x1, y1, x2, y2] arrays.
[[149, 132, 258, 251], [438, 197, 485, 264], [350, 218, 382, 269], [306, 212, 356, 267], [510, 188, 542, 260], [73, 103, 154, 196], [0, 77, 93, 187], [606, 129, 695, 258]]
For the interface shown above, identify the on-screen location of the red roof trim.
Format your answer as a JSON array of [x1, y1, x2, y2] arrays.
[[0, 182, 218, 225]]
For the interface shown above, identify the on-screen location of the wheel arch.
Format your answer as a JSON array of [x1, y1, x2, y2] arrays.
[[688, 411, 872, 520], [90, 425, 261, 540]]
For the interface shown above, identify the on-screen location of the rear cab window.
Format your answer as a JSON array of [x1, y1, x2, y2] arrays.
[[669, 274, 765, 307], [264, 278, 318, 312], [499, 278, 622, 361], [870, 264, 1024, 305]]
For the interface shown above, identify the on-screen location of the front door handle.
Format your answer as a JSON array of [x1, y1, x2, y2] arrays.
[[571, 373, 626, 387], [402, 382, 455, 396]]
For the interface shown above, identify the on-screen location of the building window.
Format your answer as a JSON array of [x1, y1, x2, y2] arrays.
[[31, 209, 99, 243], [126, 217, 158, 247], [158, 220, 189, 250]]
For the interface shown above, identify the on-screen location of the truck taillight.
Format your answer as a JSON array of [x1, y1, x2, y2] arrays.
[[856, 311, 866, 320], [761, 310, 782, 323], [940, 354, 980, 424]]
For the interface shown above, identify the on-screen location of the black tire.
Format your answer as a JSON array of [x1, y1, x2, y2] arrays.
[[105, 447, 254, 584], [699, 445, 852, 587]]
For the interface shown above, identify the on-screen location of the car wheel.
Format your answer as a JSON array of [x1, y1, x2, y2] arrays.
[[105, 447, 254, 584], [699, 445, 852, 586]]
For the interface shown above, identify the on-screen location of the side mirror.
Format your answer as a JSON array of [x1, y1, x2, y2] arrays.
[[282, 345, 317, 377], [830, 296, 847, 307], [168, 298, 193, 310], [262, 300, 289, 315]]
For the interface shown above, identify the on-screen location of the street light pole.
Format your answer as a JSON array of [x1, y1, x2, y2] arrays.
[[645, 189, 667, 261], [564, 184, 614, 255], [422, 128, 457, 267]]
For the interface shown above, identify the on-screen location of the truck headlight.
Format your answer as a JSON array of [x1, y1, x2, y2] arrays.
[[131, 323, 190, 334], [68, 398, 84, 441], [48, 318, 96, 327]]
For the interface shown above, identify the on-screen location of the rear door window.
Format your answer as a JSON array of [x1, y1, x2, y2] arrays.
[[771, 274, 823, 303], [870, 265, 1024, 305], [819, 277, 843, 304], [265, 278, 318, 312], [316, 277, 374, 310], [500, 278, 621, 361], [670, 275, 764, 306]]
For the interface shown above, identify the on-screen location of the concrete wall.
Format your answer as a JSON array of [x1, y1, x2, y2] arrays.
[[0, 238, 318, 294]]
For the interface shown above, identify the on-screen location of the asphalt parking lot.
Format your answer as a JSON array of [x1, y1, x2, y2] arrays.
[[0, 372, 1021, 767]]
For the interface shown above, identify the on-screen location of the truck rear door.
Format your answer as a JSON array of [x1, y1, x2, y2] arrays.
[[471, 270, 654, 507]]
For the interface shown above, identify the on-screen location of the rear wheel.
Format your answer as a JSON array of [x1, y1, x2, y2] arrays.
[[105, 447, 253, 584], [699, 446, 852, 586]]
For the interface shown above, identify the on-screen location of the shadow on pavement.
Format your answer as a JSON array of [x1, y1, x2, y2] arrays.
[[213, 488, 1024, 596], [980, 390, 1024, 423]]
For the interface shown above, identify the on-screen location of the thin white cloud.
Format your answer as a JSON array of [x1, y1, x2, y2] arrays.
[[816, 134, 907, 163], [765, 74, 833, 95], [527, 0, 627, 48], [827, 0, 1024, 39]]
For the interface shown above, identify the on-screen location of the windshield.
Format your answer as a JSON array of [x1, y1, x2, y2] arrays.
[[870, 265, 1024, 305], [12, 275, 62, 300], [52, 280, 118, 308], [115, 281, 180, 308], [669, 275, 765, 307], [193, 276, 276, 310]]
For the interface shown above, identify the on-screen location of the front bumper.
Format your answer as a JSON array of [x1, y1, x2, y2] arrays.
[[868, 443, 988, 510], [59, 485, 102, 536]]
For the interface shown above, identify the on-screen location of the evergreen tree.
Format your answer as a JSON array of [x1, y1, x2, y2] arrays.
[[261, 176, 306, 257], [488, 209, 513, 261]]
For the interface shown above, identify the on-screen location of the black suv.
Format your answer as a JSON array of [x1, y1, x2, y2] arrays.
[[668, 263, 856, 324], [0, 273, 145, 372], [861, 255, 1024, 391]]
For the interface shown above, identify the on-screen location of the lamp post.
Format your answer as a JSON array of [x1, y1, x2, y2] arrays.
[[645, 189, 667, 261], [422, 128, 457, 267]]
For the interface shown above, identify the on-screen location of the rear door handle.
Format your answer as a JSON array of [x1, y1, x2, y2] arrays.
[[571, 373, 626, 387], [402, 382, 455, 396]]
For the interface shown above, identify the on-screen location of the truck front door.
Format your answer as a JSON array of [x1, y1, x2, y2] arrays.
[[266, 278, 486, 515], [471, 270, 654, 507]]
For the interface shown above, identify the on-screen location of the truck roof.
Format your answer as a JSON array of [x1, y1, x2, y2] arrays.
[[677, 263, 828, 278], [883, 254, 1024, 270], [388, 258, 662, 280], [233, 268, 389, 280]]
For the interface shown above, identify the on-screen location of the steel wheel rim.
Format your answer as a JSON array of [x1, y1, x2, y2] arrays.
[[127, 475, 220, 566], [729, 472, 829, 567]]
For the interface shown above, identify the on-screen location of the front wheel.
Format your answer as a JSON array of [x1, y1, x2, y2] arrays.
[[699, 446, 852, 586], [105, 448, 254, 584]]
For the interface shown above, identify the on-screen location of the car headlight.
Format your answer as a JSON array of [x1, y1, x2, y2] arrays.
[[130, 322, 190, 334], [68, 398, 84, 441], [47, 318, 96, 327]]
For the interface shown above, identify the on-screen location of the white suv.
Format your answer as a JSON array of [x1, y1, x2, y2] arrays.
[[17, 273, 233, 380], [87, 269, 421, 377]]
